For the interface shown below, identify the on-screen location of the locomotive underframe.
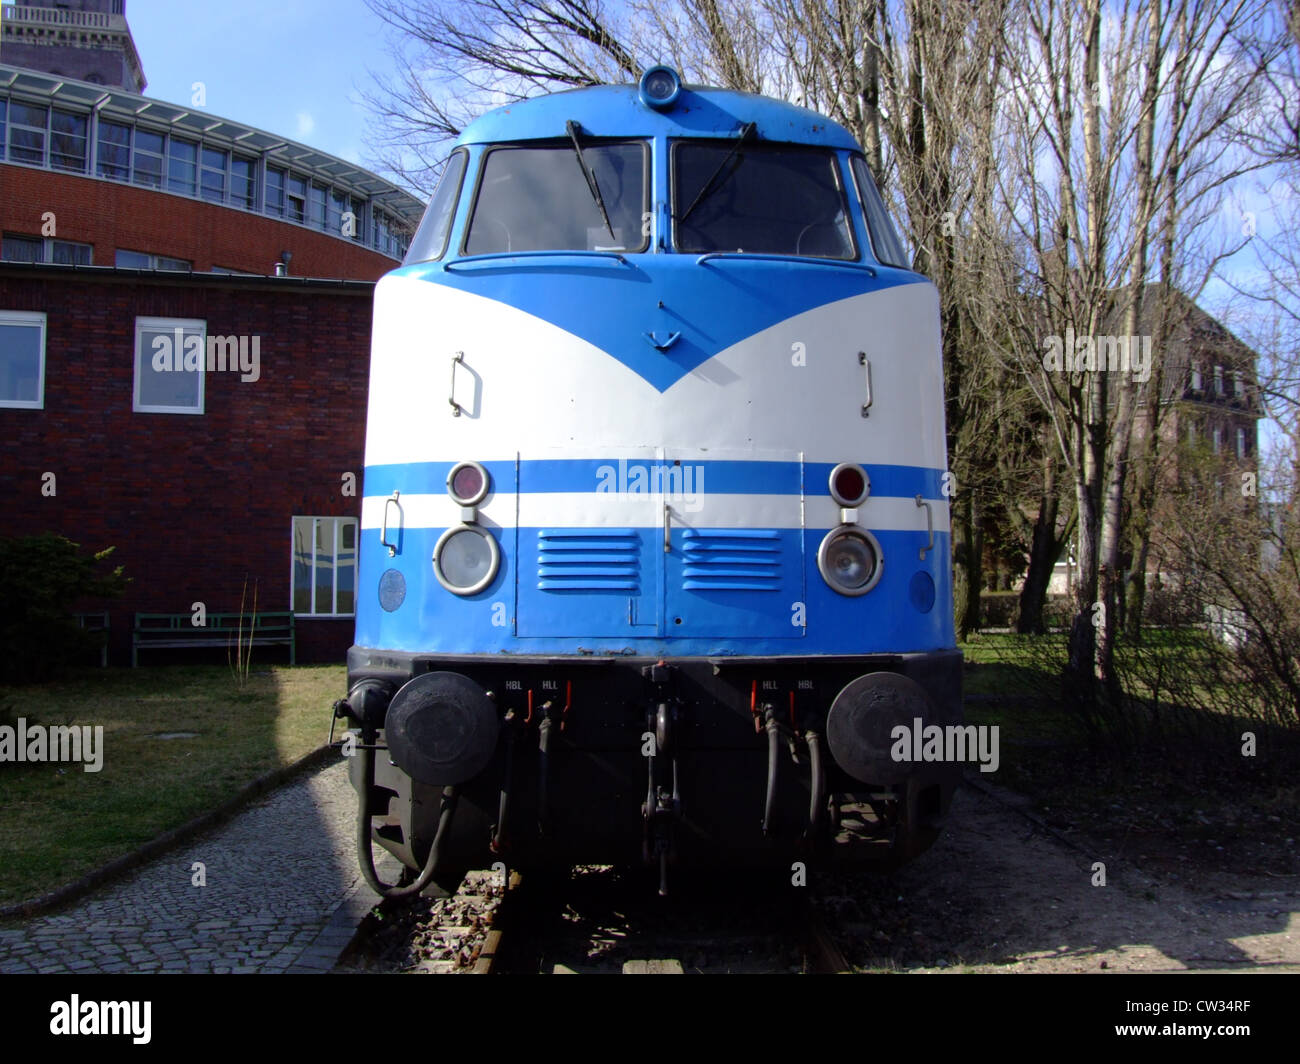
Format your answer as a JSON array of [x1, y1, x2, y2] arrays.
[[344, 646, 962, 889]]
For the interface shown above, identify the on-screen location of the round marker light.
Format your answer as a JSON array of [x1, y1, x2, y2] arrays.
[[639, 65, 681, 109], [447, 460, 489, 506], [433, 525, 500, 596], [829, 462, 869, 507], [817, 526, 883, 596]]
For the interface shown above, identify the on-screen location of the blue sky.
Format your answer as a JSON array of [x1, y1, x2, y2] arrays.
[[125, 0, 395, 173]]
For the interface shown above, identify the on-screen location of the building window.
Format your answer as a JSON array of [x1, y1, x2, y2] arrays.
[[0, 99, 6, 161], [231, 155, 256, 209], [1214, 365, 1224, 395], [291, 517, 357, 616], [133, 128, 165, 188], [50, 109, 88, 172], [265, 166, 285, 216], [50, 239, 92, 265], [200, 145, 227, 203], [0, 310, 46, 409], [2, 234, 43, 262], [1190, 363, 1202, 391], [1211, 425, 1221, 454], [286, 174, 307, 223], [309, 183, 328, 230], [328, 188, 349, 236], [133, 317, 205, 414], [116, 249, 192, 271], [7, 102, 48, 165], [167, 137, 198, 196], [1237, 427, 1247, 458], [1233, 371, 1244, 398], [2, 234, 92, 264], [97, 119, 131, 180]]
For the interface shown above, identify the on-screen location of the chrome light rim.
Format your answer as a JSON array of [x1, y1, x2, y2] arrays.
[[817, 525, 884, 596], [446, 460, 490, 506], [828, 461, 870, 507], [433, 523, 500, 596]]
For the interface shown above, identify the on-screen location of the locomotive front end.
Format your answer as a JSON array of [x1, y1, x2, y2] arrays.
[[339, 69, 961, 895]]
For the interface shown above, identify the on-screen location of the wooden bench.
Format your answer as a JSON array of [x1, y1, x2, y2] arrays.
[[132, 612, 295, 667]]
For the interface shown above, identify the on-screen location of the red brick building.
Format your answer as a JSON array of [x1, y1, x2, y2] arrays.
[[0, 263, 375, 663], [0, 3, 425, 665]]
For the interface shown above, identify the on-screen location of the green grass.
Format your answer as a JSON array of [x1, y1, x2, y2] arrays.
[[0, 664, 345, 910]]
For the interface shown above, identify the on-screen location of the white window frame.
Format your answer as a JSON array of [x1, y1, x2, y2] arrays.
[[290, 516, 358, 618], [1190, 363, 1202, 391], [133, 316, 206, 415], [0, 310, 47, 409], [1236, 427, 1247, 458], [1214, 365, 1224, 395]]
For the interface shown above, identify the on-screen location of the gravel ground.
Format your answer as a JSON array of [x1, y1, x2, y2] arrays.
[[821, 779, 1300, 972]]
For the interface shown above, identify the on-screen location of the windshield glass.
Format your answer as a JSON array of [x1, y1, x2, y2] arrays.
[[673, 142, 855, 259], [404, 149, 468, 265], [850, 156, 909, 268], [464, 142, 648, 255]]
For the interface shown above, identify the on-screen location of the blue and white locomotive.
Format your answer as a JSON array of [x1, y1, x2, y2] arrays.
[[338, 67, 962, 896]]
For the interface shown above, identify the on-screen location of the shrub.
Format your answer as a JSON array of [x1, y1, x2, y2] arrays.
[[0, 534, 129, 683]]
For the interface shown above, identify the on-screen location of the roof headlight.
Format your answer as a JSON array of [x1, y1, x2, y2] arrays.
[[639, 66, 682, 109]]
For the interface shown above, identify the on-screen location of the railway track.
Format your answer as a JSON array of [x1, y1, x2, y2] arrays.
[[340, 863, 855, 974]]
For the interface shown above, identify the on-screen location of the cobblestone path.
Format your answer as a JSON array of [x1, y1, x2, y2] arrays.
[[0, 760, 392, 974]]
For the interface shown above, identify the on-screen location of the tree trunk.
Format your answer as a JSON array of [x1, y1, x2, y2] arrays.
[[1018, 471, 1063, 634], [952, 488, 977, 641]]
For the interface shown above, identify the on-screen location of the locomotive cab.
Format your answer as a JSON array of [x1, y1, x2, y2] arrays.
[[339, 68, 961, 896]]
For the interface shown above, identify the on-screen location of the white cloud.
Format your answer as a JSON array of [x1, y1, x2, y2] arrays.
[[295, 111, 316, 139]]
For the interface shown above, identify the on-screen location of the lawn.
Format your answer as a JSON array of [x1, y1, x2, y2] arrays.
[[0, 664, 345, 911]]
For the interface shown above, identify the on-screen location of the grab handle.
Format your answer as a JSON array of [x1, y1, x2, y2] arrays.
[[859, 352, 872, 417], [449, 351, 465, 417], [915, 495, 933, 560], [381, 491, 401, 557]]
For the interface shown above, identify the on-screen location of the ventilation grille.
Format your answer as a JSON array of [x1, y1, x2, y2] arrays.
[[681, 529, 781, 591], [537, 528, 640, 591]]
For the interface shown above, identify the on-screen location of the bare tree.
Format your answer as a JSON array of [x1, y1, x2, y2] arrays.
[[362, 0, 642, 191], [985, 0, 1280, 702]]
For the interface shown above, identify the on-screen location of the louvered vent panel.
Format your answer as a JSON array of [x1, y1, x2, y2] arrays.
[[537, 528, 640, 591], [681, 529, 781, 591]]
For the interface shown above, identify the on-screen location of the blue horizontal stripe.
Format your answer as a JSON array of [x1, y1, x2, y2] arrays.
[[362, 459, 945, 500], [353, 524, 955, 656]]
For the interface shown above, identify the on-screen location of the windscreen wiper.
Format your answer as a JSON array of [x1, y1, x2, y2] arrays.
[[566, 120, 617, 242], [678, 121, 757, 225]]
